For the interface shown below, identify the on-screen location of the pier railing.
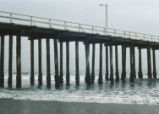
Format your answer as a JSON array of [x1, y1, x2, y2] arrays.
[[0, 10, 159, 42]]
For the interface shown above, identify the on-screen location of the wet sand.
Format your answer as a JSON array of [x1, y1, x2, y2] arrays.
[[0, 99, 159, 114]]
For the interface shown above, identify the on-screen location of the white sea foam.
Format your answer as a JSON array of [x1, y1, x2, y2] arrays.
[[1, 74, 159, 105]]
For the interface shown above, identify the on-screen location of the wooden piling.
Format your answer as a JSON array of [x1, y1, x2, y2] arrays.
[[147, 47, 152, 78], [30, 38, 34, 86], [138, 48, 143, 79], [98, 43, 103, 84], [38, 39, 42, 86], [75, 41, 80, 85], [85, 42, 91, 85], [152, 49, 157, 78], [130, 46, 135, 82], [8, 35, 13, 88], [60, 41, 63, 84], [0, 35, 4, 87], [66, 42, 70, 86], [110, 46, 114, 84], [133, 47, 136, 79], [115, 45, 119, 81], [91, 44, 95, 83], [105, 45, 109, 80], [121, 45, 126, 82], [54, 39, 59, 88], [16, 35, 21, 88], [46, 38, 51, 88]]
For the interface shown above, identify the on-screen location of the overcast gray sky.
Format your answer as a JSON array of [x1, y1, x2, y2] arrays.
[[1, 0, 159, 35], [1, 0, 159, 75]]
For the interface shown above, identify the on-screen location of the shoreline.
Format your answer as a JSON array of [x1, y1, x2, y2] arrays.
[[0, 99, 159, 114]]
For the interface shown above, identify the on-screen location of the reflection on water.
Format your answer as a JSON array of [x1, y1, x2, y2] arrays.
[[0, 74, 159, 104]]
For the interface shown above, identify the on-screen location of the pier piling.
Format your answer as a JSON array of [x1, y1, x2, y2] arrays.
[[85, 42, 91, 85], [30, 38, 34, 86], [91, 44, 95, 83], [121, 45, 126, 82], [105, 45, 109, 80], [38, 39, 42, 86], [98, 43, 103, 84], [75, 41, 80, 85], [60, 41, 63, 84], [110, 46, 114, 84], [8, 35, 13, 88], [0, 35, 4, 87], [115, 45, 119, 81], [16, 35, 21, 88], [54, 39, 59, 88], [130, 46, 135, 82], [152, 49, 157, 78], [138, 48, 143, 79], [66, 42, 70, 86], [46, 38, 51, 88], [147, 47, 152, 78]]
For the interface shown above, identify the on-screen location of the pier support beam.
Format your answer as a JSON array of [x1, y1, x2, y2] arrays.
[[16, 35, 21, 88], [59, 42, 63, 84], [147, 47, 152, 78], [138, 48, 143, 79], [110, 46, 114, 84], [133, 47, 136, 79], [130, 46, 135, 82], [121, 45, 126, 82], [152, 49, 157, 78], [66, 42, 70, 86], [105, 45, 109, 80], [115, 45, 119, 81], [38, 39, 42, 86], [91, 44, 95, 83], [75, 41, 80, 85], [46, 39, 51, 88], [98, 43, 103, 84], [30, 38, 34, 86], [85, 42, 91, 85], [54, 39, 59, 88], [0, 35, 4, 87], [8, 35, 13, 88]]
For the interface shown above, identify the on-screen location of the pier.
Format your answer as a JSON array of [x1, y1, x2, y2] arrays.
[[0, 11, 159, 89]]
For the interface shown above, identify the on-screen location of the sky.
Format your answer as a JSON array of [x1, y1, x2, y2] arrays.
[[1, 0, 159, 75], [1, 0, 159, 34]]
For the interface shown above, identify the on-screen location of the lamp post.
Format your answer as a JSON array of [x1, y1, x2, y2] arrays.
[[99, 4, 108, 28]]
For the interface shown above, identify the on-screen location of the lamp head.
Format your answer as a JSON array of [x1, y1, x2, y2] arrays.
[[99, 4, 104, 6]]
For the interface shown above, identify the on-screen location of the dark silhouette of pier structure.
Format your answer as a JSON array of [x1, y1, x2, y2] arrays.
[[0, 11, 159, 89]]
